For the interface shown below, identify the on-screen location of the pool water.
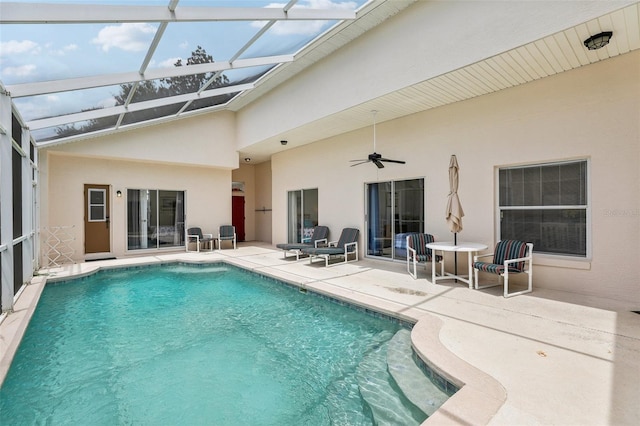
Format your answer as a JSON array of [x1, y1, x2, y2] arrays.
[[0, 264, 427, 425]]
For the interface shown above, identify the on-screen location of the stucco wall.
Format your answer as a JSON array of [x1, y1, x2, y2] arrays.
[[47, 111, 238, 169], [231, 164, 256, 242], [254, 161, 273, 243], [271, 51, 640, 303], [229, 162, 272, 243], [40, 153, 231, 263]]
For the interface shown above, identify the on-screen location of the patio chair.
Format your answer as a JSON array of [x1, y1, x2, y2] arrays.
[[218, 225, 237, 249], [406, 233, 444, 280], [276, 226, 329, 260], [301, 228, 359, 267], [186, 227, 215, 252], [473, 240, 533, 298]]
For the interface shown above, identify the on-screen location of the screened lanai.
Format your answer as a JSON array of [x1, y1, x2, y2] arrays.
[[0, 0, 371, 146], [1, 0, 640, 314], [0, 0, 372, 313]]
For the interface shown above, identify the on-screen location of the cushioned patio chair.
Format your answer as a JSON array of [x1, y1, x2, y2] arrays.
[[406, 233, 444, 280], [301, 228, 359, 267], [218, 225, 237, 250], [186, 227, 215, 252], [473, 240, 533, 298], [275, 226, 329, 260]]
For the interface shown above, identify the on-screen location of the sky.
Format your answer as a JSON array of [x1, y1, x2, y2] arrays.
[[0, 0, 362, 124]]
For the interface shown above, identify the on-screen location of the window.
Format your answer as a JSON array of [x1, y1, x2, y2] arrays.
[[366, 178, 424, 260], [127, 189, 185, 250], [286, 189, 318, 243], [88, 189, 106, 222], [499, 160, 588, 256]]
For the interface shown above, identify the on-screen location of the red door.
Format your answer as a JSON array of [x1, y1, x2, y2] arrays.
[[232, 196, 245, 242]]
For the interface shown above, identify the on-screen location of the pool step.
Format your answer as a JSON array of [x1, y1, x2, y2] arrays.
[[355, 340, 426, 426], [386, 328, 449, 416]]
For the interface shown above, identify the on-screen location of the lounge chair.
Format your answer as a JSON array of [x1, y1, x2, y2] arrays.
[[301, 228, 359, 267], [406, 233, 444, 280], [186, 227, 215, 252], [276, 226, 329, 260], [218, 225, 237, 249], [473, 240, 533, 297]]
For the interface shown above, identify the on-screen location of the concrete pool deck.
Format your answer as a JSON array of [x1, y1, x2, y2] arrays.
[[1, 243, 639, 425]]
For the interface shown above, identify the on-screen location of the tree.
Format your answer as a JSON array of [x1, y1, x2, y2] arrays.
[[161, 45, 228, 94], [55, 46, 229, 138]]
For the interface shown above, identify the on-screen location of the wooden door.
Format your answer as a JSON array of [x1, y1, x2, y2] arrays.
[[232, 196, 245, 242], [84, 184, 111, 254]]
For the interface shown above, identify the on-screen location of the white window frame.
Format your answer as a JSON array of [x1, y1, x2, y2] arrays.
[[87, 188, 107, 222], [496, 158, 591, 259]]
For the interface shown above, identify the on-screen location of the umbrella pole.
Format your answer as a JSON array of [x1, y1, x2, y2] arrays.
[[454, 232, 458, 282]]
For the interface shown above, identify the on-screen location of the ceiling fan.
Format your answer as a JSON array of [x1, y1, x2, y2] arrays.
[[350, 111, 406, 169]]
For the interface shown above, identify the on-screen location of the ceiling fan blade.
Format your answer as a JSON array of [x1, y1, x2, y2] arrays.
[[350, 160, 370, 167], [373, 160, 385, 169], [379, 158, 406, 164], [349, 159, 369, 162]]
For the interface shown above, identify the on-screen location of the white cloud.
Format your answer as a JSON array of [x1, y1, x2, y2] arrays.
[[12, 98, 53, 121], [269, 19, 324, 36], [49, 43, 79, 56], [2, 64, 37, 77], [97, 96, 117, 109], [179, 41, 189, 50], [0, 40, 41, 56], [253, 0, 357, 36], [158, 57, 182, 68], [91, 23, 156, 52]]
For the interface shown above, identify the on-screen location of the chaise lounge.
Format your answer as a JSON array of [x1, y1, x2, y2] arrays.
[[276, 226, 329, 260], [301, 227, 359, 267]]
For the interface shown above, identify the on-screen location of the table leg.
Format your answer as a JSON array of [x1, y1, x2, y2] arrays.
[[432, 252, 436, 283]]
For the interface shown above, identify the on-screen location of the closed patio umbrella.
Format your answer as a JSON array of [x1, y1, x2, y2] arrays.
[[445, 155, 464, 236], [445, 155, 464, 278]]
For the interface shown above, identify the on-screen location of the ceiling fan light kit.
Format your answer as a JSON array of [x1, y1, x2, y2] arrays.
[[350, 111, 406, 169]]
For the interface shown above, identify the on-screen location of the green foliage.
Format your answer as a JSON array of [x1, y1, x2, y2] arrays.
[[55, 46, 230, 138]]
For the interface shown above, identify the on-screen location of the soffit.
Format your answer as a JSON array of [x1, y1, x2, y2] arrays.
[[239, 2, 640, 163]]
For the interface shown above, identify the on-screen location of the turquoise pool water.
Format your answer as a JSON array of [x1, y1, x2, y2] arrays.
[[0, 264, 427, 425]]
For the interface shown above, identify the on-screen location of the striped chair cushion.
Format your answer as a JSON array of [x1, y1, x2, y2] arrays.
[[472, 263, 523, 274], [473, 240, 529, 274], [407, 233, 439, 261]]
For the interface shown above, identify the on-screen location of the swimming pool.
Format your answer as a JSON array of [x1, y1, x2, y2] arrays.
[[0, 263, 449, 425]]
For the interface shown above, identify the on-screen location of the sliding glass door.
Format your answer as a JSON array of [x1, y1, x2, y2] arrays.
[[366, 179, 424, 260], [127, 189, 185, 250], [286, 188, 318, 243]]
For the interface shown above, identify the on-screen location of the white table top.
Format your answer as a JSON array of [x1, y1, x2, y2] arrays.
[[426, 241, 488, 252]]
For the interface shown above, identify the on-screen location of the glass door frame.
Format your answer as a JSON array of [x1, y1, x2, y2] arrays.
[[286, 188, 318, 244], [364, 178, 425, 261], [126, 188, 185, 251]]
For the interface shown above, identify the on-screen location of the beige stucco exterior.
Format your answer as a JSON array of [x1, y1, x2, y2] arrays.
[[40, 113, 237, 260], [269, 51, 640, 303], [37, 9, 638, 305]]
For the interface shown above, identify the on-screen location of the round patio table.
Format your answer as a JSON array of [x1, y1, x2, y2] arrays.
[[425, 242, 488, 289]]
